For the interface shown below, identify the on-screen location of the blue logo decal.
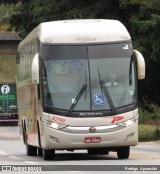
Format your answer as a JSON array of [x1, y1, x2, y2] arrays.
[[94, 94, 105, 106]]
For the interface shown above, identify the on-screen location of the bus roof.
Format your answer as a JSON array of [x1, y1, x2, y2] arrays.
[[18, 19, 131, 48]]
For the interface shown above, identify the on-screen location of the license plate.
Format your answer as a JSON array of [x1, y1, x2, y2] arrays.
[[85, 137, 101, 143]]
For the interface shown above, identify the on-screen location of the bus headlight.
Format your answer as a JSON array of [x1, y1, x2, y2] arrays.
[[117, 118, 137, 127], [43, 120, 67, 130]]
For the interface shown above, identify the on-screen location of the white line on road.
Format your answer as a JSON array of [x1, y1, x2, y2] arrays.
[[70, 172, 81, 173], [9, 156, 21, 160], [24, 161, 39, 165], [0, 151, 9, 155]]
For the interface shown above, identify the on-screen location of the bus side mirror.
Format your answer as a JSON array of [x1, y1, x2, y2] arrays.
[[133, 50, 145, 80], [32, 54, 39, 84]]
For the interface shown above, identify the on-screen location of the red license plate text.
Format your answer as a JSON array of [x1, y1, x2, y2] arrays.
[[85, 137, 101, 143]]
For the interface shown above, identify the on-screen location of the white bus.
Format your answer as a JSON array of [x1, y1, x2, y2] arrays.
[[16, 19, 145, 160]]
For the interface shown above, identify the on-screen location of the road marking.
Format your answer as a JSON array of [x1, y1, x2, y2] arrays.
[[0, 132, 20, 140], [139, 141, 160, 145], [8, 136, 20, 140], [0, 151, 9, 155], [70, 172, 81, 173], [130, 153, 160, 160], [24, 161, 39, 164], [110, 151, 160, 160], [9, 156, 21, 160], [0, 132, 7, 136]]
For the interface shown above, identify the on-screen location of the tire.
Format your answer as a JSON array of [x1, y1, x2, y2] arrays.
[[117, 146, 130, 159], [26, 144, 37, 156], [37, 122, 41, 147], [43, 149, 55, 160], [38, 148, 43, 156], [22, 122, 27, 145]]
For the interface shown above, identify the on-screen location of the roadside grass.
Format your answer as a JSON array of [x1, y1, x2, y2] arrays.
[[138, 107, 160, 141], [0, 55, 16, 82], [138, 124, 160, 141], [138, 108, 160, 141], [139, 109, 151, 124], [139, 107, 160, 124]]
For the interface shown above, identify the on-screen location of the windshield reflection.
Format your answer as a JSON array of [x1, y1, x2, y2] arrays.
[[42, 43, 136, 115]]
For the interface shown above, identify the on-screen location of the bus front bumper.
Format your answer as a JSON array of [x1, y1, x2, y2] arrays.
[[42, 120, 138, 150]]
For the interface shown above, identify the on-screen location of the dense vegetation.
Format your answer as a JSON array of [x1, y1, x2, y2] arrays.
[[0, 0, 160, 113], [0, 55, 16, 82]]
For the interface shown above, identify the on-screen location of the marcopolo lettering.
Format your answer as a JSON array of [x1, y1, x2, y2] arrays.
[[79, 112, 103, 116]]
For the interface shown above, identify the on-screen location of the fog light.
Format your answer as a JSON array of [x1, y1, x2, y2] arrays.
[[125, 132, 135, 141], [50, 136, 60, 144]]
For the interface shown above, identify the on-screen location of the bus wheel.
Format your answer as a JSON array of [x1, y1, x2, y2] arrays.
[[117, 146, 130, 159], [26, 144, 37, 156], [43, 149, 55, 160], [22, 123, 27, 145], [38, 147, 43, 156]]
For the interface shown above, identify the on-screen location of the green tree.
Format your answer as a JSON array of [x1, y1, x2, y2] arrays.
[[0, 3, 15, 25], [0, 0, 20, 4], [120, 0, 160, 112], [7, 0, 122, 38]]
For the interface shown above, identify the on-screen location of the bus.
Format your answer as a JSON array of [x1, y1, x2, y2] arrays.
[[16, 19, 145, 160]]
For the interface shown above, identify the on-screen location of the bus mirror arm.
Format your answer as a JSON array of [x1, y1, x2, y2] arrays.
[[133, 50, 145, 80], [32, 54, 39, 84]]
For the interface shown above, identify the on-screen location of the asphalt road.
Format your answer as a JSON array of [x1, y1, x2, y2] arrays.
[[0, 124, 159, 174]]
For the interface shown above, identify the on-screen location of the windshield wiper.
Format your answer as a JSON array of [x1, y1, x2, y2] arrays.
[[68, 84, 87, 116], [98, 68, 116, 115]]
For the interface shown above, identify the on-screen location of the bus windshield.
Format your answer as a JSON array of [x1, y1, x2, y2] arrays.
[[42, 43, 136, 116]]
